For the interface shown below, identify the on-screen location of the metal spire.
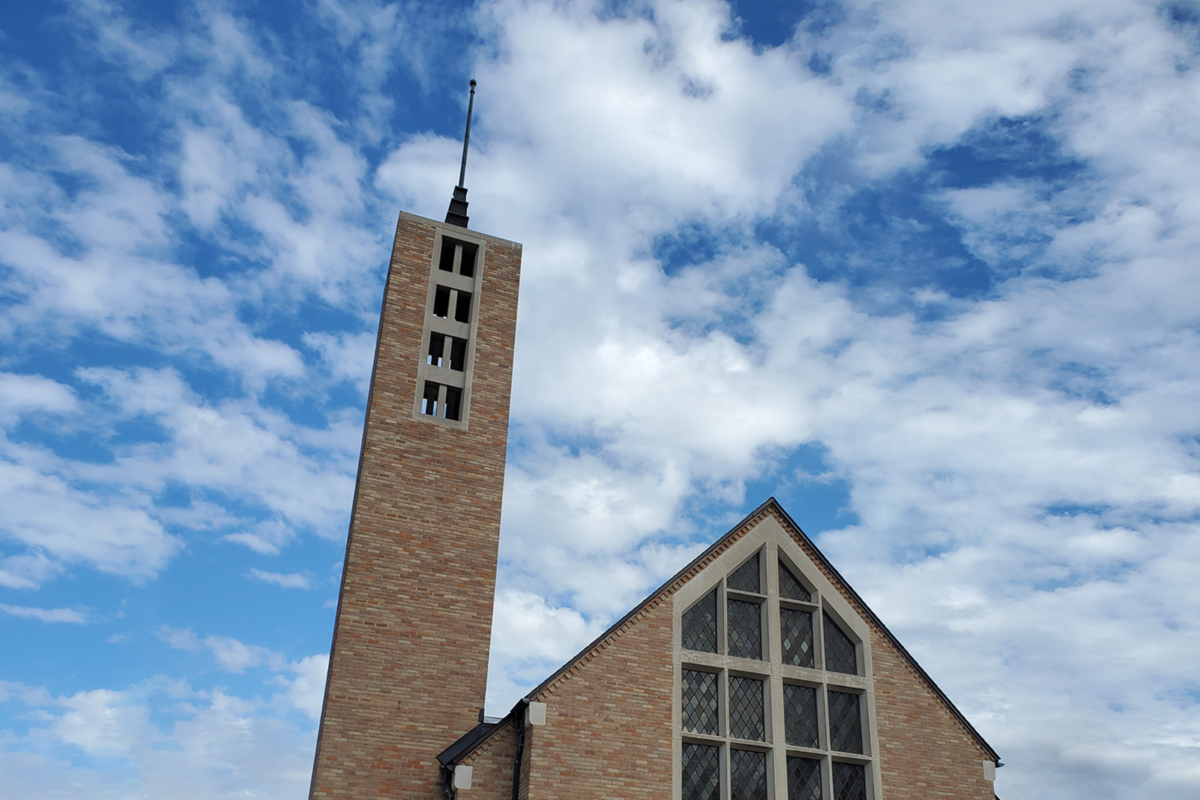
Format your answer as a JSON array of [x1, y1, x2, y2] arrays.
[[445, 79, 476, 228], [458, 78, 476, 188]]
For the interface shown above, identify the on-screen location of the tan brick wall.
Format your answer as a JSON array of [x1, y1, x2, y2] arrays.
[[310, 212, 522, 800], [460, 722, 516, 800], [522, 600, 676, 800]]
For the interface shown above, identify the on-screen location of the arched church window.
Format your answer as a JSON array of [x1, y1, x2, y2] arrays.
[[677, 542, 878, 800]]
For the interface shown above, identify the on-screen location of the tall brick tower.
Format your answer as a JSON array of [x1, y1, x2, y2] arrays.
[[310, 81, 522, 799]]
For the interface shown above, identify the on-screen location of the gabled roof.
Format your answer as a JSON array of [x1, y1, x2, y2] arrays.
[[447, 497, 1000, 765]]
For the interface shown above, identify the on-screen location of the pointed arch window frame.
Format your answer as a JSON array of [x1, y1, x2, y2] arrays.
[[672, 517, 884, 800]]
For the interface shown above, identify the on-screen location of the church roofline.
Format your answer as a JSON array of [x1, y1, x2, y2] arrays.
[[448, 497, 1000, 765], [437, 720, 505, 766]]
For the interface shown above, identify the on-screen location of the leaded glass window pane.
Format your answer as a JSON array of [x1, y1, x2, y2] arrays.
[[683, 589, 718, 653], [682, 743, 720, 800], [824, 613, 857, 675], [728, 600, 762, 660], [787, 756, 823, 800], [781, 608, 814, 668], [832, 761, 867, 800], [728, 552, 761, 593], [682, 669, 720, 735], [730, 749, 767, 800], [783, 684, 819, 748], [828, 691, 863, 754], [729, 676, 765, 741], [779, 562, 810, 602]]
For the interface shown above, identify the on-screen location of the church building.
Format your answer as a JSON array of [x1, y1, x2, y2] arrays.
[[308, 85, 1000, 800]]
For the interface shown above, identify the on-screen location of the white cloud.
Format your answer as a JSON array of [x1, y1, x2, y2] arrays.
[[154, 628, 327, 720], [71, 367, 357, 540], [485, 588, 606, 713], [0, 138, 306, 387], [303, 330, 377, 395], [152, 501, 241, 532], [0, 604, 88, 624], [202, 635, 285, 674], [69, 0, 175, 79], [283, 654, 329, 720], [0, 373, 77, 426], [0, 678, 318, 800], [222, 519, 297, 556], [157, 625, 202, 651], [382, 0, 852, 236], [246, 568, 312, 590], [0, 552, 62, 590], [52, 688, 155, 758], [0, 457, 182, 581]]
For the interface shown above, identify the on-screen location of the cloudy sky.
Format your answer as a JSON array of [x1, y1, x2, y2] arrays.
[[2, 0, 1199, 797]]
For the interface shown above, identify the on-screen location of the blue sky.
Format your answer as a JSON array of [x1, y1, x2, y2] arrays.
[[2, 0, 1199, 797]]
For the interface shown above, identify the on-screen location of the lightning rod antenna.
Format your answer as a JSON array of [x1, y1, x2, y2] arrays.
[[445, 79, 477, 228], [459, 79, 475, 188]]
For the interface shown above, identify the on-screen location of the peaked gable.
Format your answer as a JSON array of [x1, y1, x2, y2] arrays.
[[448, 498, 998, 767]]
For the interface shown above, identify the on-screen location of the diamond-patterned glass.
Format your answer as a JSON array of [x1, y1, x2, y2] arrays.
[[781, 608, 814, 668], [728, 600, 762, 660], [778, 562, 810, 602], [783, 684, 819, 748], [832, 761, 867, 800], [728, 552, 761, 593], [828, 691, 863, 754], [682, 670, 720, 735], [730, 749, 767, 800], [682, 743, 720, 800], [682, 589, 718, 653], [787, 756, 823, 800], [824, 613, 857, 675], [728, 676, 765, 741]]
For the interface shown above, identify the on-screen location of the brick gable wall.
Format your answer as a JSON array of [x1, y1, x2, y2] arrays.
[[524, 601, 676, 799], [460, 721, 516, 800], [452, 506, 995, 800]]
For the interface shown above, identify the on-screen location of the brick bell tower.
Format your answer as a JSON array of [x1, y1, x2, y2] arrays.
[[310, 81, 522, 799]]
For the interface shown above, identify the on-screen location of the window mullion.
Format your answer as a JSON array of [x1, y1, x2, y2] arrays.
[[769, 548, 788, 800], [721, 743, 730, 800], [718, 583, 728, 656]]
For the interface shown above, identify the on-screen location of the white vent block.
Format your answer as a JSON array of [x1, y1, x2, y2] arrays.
[[453, 765, 473, 791], [983, 761, 996, 782], [526, 702, 547, 727]]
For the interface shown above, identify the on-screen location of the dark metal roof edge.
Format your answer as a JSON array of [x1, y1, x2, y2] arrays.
[[768, 501, 1001, 763], [437, 720, 506, 766]]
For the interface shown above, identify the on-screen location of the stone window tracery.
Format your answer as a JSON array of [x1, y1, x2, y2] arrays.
[[676, 537, 879, 800]]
